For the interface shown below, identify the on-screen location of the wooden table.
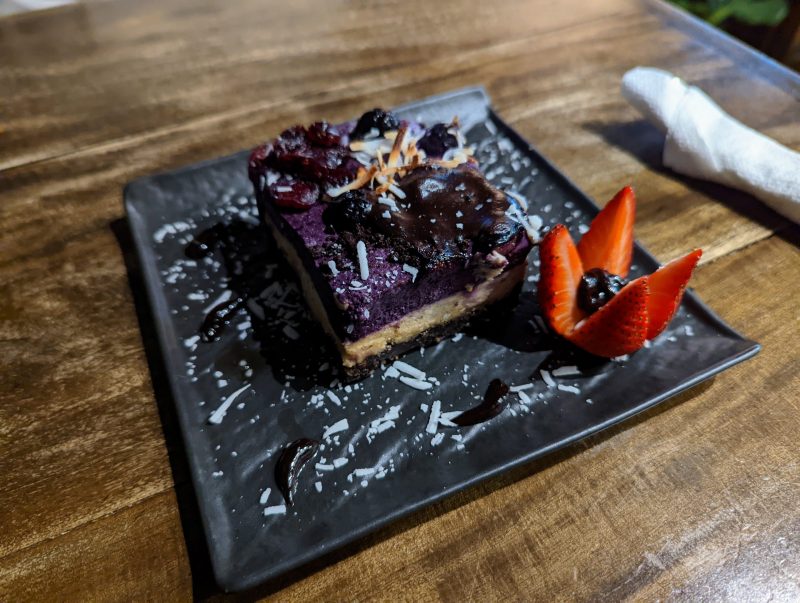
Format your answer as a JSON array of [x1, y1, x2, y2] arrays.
[[2, 0, 799, 600]]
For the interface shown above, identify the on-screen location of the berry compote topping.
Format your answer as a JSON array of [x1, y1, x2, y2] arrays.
[[577, 268, 628, 314], [248, 122, 359, 210], [417, 123, 459, 158], [326, 190, 373, 230], [349, 108, 400, 140]]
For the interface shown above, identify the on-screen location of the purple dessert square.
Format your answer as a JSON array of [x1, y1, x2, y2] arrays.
[[249, 109, 536, 376]]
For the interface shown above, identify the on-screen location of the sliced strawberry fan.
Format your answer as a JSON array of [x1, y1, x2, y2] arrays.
[[538, 186, 702, 358]]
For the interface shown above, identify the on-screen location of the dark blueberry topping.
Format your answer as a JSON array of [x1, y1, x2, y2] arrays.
[[578, 268, 628, 314], [350, 108, 400, 140], [417, 123, 459, 158], [325, 190, 373, 230], [253, 125, 358, 196], [475, 218, 519, 253], [307, 121, 343, 148]]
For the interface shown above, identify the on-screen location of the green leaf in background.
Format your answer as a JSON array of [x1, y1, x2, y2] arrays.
[[670, 0, 790, 26]]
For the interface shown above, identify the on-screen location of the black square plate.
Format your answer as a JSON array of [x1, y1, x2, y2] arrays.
[[125, 87, 759, 592]]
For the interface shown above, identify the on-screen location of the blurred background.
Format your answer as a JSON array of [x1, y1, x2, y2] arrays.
[[10, 0, 798, 71]]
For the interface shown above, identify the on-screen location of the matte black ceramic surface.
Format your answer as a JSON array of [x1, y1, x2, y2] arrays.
[[124, 87, 759, 592]]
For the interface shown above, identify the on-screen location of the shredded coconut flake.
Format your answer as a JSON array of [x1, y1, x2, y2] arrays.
[[322, 418, 349, 440], [208, 384, 250, 425], [392, 360, 426, 380], [510, 383, 534, 392], [552, 365, 581, 377], [541, 370, 556, 388], [263, 505, 287, 516], [378, 195, 399, 211], [384, 365, 401, 379], [399, 376, 433, 390], [356, 240, 369, 280], [259, 488, 272, 505], [402, 264, 419, 282], [426, 400, 442, 434], [328, 260, 339, 276]]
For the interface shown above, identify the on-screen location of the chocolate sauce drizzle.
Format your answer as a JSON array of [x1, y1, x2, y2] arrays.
[[452, 379, 510, 426], [200, 296, 246, 342], [327, 165, 524, 271], [275, 438, 320, 506], [185, 223, 227, 259]]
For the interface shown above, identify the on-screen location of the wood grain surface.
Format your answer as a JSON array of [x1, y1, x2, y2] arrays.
[[1, 0, 798, 600]]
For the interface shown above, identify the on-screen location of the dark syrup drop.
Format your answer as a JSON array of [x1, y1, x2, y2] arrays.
[[275, 438, 320, 506], [452, 379, 510, 426], [200, 296, 246, 342], [185, 223, 227, 259]]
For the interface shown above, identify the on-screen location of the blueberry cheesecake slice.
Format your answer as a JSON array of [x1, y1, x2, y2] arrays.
[[248, 109, 536, 378]]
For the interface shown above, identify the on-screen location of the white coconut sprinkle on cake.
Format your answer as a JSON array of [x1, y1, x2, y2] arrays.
[[356, 240, 369, 280], [402, 264, 419, 282]]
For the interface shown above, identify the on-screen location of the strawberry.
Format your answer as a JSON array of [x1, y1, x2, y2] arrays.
[[538, 224, 585, 337], [536, 186, 702, 358], [567, 277, 650, 357], [577, 186, 635, 278], [646, 249, 702, 339]]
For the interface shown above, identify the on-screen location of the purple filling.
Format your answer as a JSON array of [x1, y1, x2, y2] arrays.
[[251, 113, 532, 342], [266, 202, 487, 340]]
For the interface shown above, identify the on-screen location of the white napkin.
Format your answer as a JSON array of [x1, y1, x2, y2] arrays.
[[621, 66, 800, 223]]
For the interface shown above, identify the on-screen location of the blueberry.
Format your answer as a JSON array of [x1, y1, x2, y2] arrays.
[[475, 219, 518, 252], [577, 268, 628, 314], [350, 109, 400, 140], [417, 123, 459, 158], [325, 190, 374, 230]]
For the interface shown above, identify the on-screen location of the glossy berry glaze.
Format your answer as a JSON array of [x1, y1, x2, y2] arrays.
[[248, 110, 533, 341], [577, 268, 628, 314]]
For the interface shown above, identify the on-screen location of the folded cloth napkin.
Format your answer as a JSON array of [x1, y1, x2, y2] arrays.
[[621, 66, 800, 223]]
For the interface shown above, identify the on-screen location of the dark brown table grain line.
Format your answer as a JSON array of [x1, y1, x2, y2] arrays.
[[0, 486, 173, 564]]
